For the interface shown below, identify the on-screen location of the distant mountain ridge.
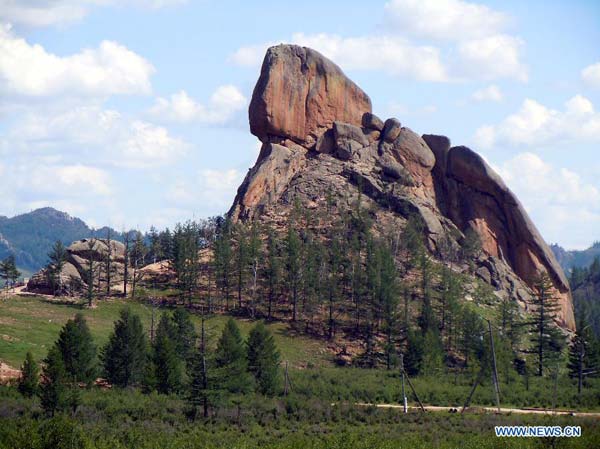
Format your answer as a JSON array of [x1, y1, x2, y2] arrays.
[[0, 207, 121, 273], [551, 242, 600, 273]]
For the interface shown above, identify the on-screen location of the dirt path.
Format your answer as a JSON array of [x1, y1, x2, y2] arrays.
[[355, 403, 600, 418]]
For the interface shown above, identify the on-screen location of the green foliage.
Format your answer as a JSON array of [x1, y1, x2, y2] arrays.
[[170, 308, 196, 370], [56, 313, 96, 384], [215, 318, 253, 395], [404, 329, 423, 376], [421, 329, 444, 376], [0, 255, 21, 289], [39, 346, 67, 416], [101, 308, 147, 388], [150, 314, 182, 394], [45, 241, 68, 296], [18, 351, 39, 398], [247, 322, 281, 395]]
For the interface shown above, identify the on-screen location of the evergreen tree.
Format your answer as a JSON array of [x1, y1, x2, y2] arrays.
[[171, 308, 196, 370], [56, 313, 96, 385], [247, 322, 281, 395], [215, 319, 253, 394], [214, 218, 234, 310], [188, 319, 217, 419], [101, 308, 147, 388], [39, 346, 68, 416], [0, 254, 20, 291], [18, 351, 39, 398], [234, 223, 249, 309], [130, 231, 147, 300], [529, 273, 565, 376], [460, 308, 485, 368], [404, 328, 424, 375], [264, 226, 280, 320], [84, 239, 100, 306], [417, 251, 436, 335], [378, 242, 399, 369], [568, 321, 599, 393], [421, 328, 444, 376], [46, 241, 68, 296], [246, 223, 262, 317], [151, 314, 182, 394], [104, 230, 114, 297], [285, 221, 302, 322]]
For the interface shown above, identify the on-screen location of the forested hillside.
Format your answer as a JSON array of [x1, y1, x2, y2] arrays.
[[0, 208, 120, 273]]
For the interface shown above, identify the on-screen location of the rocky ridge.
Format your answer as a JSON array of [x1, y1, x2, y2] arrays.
[[230, 44, 575, 331]]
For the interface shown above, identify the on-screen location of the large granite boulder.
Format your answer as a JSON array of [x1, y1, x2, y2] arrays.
[[26, 238, 126, 296], [249, 45, 372, 146], [231, 45, 576, 331]]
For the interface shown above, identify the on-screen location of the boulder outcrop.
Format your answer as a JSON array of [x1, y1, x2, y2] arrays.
[[249, 45, 372, 146], [231, 44, 575, 331], [26, 238, 126, 296]]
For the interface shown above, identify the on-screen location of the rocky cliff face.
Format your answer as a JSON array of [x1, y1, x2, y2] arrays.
[[231, 44, 575, 331]]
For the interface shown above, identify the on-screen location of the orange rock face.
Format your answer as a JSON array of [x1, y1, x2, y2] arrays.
[[236, 44, 575, 331], [249, 45, 372, 146]]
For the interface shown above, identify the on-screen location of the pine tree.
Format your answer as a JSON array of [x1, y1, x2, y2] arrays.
[[0, 254, 20, 292], [529, 273, 565, 376], [171, 308, 196, 370], [151, 314, 182, 394], [285, 221, 302, 322], [404, 328, 424, 376], [104, 230, 114, 297], [46, 241, 68, 296], [247, 322, 281, 395], [39, 346, 68, 416], [84, 239, 100, 306], [234, 223, 249, 309], [18, 351, 39, 398], [101, 308, 147, 388], [214, 218, 234, 310], [187, 317, 219, 419], [56, 313, 97, 385], [215, 319, 253, 394], [379, 242, 399, 369], [247, 223, 262, 317], [130, 231, 147, 300], [568, 321, 599, 393], [264, 226, 280, 320]]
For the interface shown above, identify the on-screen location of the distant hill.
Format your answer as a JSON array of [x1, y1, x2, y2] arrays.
[[551, 242, 600, 273], [0, 207, 122, 274]]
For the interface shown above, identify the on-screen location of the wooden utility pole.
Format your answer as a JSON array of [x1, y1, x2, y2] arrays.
[[399, 354, 425, 412], [487, 320, 501, 412], [400, 354, 407, 413]]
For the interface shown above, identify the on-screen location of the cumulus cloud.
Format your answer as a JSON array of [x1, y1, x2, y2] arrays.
[[383, 0, 508, 41], [230, 1, 527, 83], [582, 62, 600, 88], [148, 85, 247, 124], [28, 164, 112, 196], [473, 95, 600, 148], [0, 24, 154, 97], [5, 105, 189, 168], [166, 168, 244, 211], [457, 35, 527, 82], [471, 85, 503, 102], [230, 33, 448, 82], [0, 0, 187, 27], [495, 152, 600, 249]]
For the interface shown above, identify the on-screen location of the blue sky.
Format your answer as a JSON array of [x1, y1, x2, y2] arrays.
[[1, 0, 599, 249]]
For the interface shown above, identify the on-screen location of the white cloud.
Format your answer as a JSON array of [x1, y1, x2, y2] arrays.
[[166, 168, 244, 211], [471, 84, 503, 102], [5, 105, 189, 168], [0, 0, 187, 27], [230, 13, 526, 83], [28, 164, 112, 196], [582, 62, 600, 88], [0, 24, 154, 97], [148, 85, 247, 124], [383, 0, 508, 41], [457, 35, 527, 82], [495, 152, 600, 249], [473, 95, 600, 148], [230, 33, 448, 82]]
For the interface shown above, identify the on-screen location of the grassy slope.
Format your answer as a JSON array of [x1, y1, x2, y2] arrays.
[[0, 295, 329, 368]]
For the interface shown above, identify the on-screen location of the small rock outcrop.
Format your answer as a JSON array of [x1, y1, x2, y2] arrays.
[[231, 44, 575, 330], [26, 238, 126, 296]]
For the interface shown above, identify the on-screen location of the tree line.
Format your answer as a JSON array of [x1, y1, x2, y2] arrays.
[[17, 310, 281, 418]]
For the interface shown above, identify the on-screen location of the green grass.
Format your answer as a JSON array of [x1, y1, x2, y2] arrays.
[[0, 295, 330, 368]]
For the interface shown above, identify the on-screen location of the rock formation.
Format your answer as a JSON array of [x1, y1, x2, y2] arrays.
[[231, 44, 575, 330], [26, 238, 126, 296]]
